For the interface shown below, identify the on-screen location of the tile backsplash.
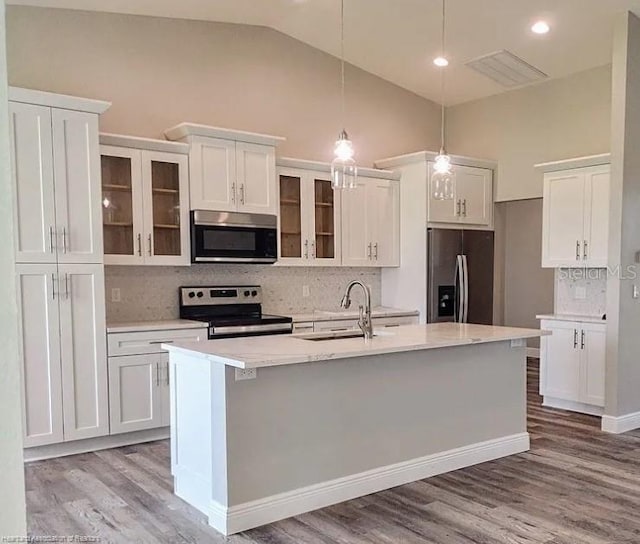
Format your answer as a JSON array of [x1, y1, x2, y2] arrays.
[[555, 268, 607, 317], [105, 265, 382, 323]]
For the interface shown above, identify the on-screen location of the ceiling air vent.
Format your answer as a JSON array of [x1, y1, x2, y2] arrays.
[[465, 49, 548, 88]]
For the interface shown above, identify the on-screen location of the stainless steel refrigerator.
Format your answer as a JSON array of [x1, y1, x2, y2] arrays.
[[427, 228, 494, 325]]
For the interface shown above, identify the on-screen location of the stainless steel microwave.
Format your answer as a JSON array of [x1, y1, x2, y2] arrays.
[[190, 210, 278, 264]]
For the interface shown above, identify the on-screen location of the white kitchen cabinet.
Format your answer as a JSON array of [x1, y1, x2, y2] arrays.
[[16, 264, 108, 447], [277, 166, 342, 266], [164, 123, 284, 216], [10, 96, 107, 265], [427, 163, 493, 227], [541, 164, 610, 268], [107, 326, 206, 434], [540, 319, 606, 414], [100, 135, 190, 266], [341, 177, 400, 267]]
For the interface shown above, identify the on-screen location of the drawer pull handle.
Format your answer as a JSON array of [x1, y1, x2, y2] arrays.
[[149, 340, 174, 345]]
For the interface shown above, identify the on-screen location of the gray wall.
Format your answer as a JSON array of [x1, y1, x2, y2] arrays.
[[6, 6, 441, 166], [501, 199, 554, 347], [0, 0, 27, 536]]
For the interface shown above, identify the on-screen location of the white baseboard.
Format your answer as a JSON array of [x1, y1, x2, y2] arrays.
[[208, 432, 530, 535], [526, 347, 540, 358], [23, 427, 170, 462], [601, 411, 640, 434], [543, 397, 603, 417]]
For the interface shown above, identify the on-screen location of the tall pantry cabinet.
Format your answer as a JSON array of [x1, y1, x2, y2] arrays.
[[9, 87, 111, 447]]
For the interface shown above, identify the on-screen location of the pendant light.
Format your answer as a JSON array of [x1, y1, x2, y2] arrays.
[[432, 0, 454, 201], [331, 0, 358, 190]]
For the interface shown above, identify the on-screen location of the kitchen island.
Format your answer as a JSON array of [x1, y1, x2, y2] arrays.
[[163, 323, 545, 535]]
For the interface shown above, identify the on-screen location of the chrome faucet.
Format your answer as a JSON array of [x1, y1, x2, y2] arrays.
[[340, 281, 373, 339]]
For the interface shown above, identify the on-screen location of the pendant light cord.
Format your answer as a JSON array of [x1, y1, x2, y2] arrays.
[[340, 0, 346, 131], [440, 0, 446, 152]]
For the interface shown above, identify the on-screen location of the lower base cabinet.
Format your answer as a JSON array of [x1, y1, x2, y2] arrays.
[[540, 319, 606, 413], [107, 327, 206, 434]]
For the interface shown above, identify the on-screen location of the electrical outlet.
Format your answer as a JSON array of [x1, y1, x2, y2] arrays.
[[111, 288, 121, 303], [302, 285, 310, 298], [574, 286, 587, 300], [235, 368, 257, 381]]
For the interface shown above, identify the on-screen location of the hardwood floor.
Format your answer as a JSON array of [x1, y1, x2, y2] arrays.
[[25, 359, 640, 543]]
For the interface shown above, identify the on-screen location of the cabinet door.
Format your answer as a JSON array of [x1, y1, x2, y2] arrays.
[[540, 320, 581, 402], [278, 170, 306, 264], [9, 102, 57, 264], [427, 162, 458, 224], [369, 179, 400, 267], [580, 324, 606, 407], [310, 175, 341, 265], [58, 264, 109, 441], [341, 179, 373, 266], [190, 138, 236, 212], [142, 150, 190, 266], [101, 146, 145, 265], [584, 166, 610, 268], [456, 166, 492, 226], [52, 109, 103, 264], [542, 171, 586, 267], [237, 142, 277, 215], [15, 264, 63, 447], [108, 354, 164, 434]]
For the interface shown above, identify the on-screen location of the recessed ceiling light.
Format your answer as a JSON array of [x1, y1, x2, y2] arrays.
[[531, 21, 550, 34], [433, 56, 449, 67]]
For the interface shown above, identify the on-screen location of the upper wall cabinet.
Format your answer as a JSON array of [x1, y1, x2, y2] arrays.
[[100, 134, 190, 266], [539, 159, 610, 268], [165, 123, 285, 215], [427, 163, 493, 228], [9, 88, 110, 265]]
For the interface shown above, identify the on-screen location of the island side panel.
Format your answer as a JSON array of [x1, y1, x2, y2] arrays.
[[223, 340, 528, 507]]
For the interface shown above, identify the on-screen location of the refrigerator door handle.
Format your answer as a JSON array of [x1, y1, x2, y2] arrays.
[[461, 254, 469, 323], [455, 255, 464, 323]]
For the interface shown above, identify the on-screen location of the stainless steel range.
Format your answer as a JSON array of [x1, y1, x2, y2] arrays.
[[179, 285, 293, 339]]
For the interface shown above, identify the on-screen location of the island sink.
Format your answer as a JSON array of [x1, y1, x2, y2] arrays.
[[295, 329, 396, 341]]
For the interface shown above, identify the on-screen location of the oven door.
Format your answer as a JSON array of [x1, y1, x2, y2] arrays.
[[191, 211, 278, 263]]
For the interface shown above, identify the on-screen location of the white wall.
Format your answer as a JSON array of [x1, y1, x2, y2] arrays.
[[0, 0, 27, 537]]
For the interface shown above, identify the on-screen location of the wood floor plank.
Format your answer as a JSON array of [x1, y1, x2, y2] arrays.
[[24, 359, 640, 543]]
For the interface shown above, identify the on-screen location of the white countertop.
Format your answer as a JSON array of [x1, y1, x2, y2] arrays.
[[163, 323, 546, 369], [289, 306, 419, 323], [107, 319, 208, 334], [537, 314, 606, 324]]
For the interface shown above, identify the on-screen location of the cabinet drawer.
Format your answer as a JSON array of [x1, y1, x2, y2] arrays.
[[108, 328, 207, 357], [293, 321, 314, 333], [373, 315, 419, 328]]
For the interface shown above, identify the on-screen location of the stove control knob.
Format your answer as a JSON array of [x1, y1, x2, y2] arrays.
[[251, 290, 258, 297], [244, 290, 250, 297], [197, 291, 204, 298], [188, 292, 195, 299]]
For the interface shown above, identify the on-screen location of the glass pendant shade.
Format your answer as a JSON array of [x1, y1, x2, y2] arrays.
[[331, 131, 358, 189], [431, 150, 454, 200]]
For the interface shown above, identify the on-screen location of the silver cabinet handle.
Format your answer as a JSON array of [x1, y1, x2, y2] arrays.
[[137, 233, 142, 256], [147, 234, 152, 256], [149, 340, 173, 345], [462, 200, 467, 217], [64, 273, 70, 300], [62, 227, 68, 254], [51, 273, 57, 300], [165, 361, 170, 386], [583, 240, 588, 261], [581, 330, 585, 350], [240, 184, 245, 205], [573, 329, 578, 349], [456, 200, 461, 216], [367, 243, 372, 260], [49, 226, 56, 253], [373, 242, 379, 260], [310, 240, 316, 259], [155, 362, 160, 387], [304, 239, 309, 259], [231, 182, 236, 204], [575, 240, 580, 261]]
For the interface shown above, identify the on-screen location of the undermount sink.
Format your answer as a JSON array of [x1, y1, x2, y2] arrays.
[[296, 329, 395, 342]]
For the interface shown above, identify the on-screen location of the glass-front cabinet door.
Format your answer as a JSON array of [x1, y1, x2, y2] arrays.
[[101, 146, 144, 264], [277, 167, 341, 266], [142, 151, 189, 266]]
